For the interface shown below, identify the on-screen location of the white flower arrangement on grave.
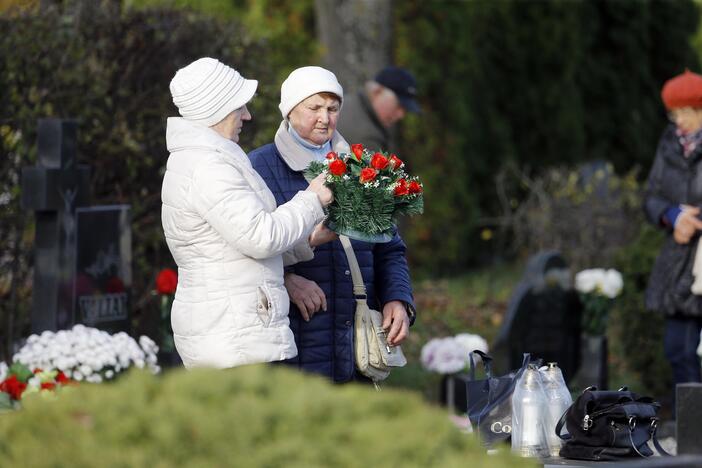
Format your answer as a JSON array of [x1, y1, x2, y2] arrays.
[[420, 333, 489, 375], [12, 324, 160, 383], [574, 268, 624, 335]]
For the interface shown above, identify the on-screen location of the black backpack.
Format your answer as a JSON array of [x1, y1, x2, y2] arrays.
[[555, 386, 670, 461]]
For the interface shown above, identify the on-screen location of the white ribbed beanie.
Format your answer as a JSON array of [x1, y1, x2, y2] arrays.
[[170, 57, 258, 127], [279, 66, 343, 119]]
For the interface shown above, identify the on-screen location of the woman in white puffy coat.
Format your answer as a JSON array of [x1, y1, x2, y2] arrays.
[[161, 58, 333, 368]]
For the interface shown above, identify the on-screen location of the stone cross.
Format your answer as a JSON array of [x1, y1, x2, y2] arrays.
[[21, 119, 90, 332]]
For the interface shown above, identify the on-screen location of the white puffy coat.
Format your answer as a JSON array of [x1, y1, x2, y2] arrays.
[[161, 118, 324, 368]]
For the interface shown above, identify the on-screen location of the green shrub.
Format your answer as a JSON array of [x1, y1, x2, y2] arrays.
[[610, 224, 670, 400], [0, 366, 534, 467]]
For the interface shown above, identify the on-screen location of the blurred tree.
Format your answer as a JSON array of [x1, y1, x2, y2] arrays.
[[314, 0, 393, 90], [395, 0, 700, 274]]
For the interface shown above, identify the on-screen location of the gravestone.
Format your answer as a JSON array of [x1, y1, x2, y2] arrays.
[[677, 383, 702, 455], [492, 251, 582, 384], [21, 119, 131, 334], [73, 206, 131, 333]]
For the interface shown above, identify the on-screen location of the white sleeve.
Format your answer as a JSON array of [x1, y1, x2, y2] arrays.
[[191, 157, 324, 259]]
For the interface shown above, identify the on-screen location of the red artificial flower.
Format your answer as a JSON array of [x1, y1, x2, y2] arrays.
[[389, 154, 403, 170], [359, 167, 378, 183], [0, 375, 27, 400], [370, 153, 389, 170], [155, 268, 178, 295], [33, 368, 43, 374], [351, 144, 364, 161], [40, 382, 56, 391], [326, 151, 337, 160], [408, 181, 423, 194], [394, 179, 409, 196], [329, 158, 347, 176], [105, 276, 125, 293], [55, 371, 70, 384]]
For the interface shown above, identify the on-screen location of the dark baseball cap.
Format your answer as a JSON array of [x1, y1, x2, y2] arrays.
[[375, 66, 420, 113]]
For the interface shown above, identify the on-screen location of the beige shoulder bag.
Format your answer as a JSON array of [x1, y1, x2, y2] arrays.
[[339, 235, 407, 384]]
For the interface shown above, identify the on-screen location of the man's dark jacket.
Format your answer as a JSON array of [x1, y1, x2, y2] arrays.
[[336, 91, 389, 152], [249, 143, 415, 382], [645, 124, 702, 317]]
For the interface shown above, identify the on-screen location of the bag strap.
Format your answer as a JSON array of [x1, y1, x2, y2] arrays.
[[555, 408, 572, 441], [339, 235, 367, 300], [469, 350, 493, 379]]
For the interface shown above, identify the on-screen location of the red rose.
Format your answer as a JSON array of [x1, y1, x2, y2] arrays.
[[389, 155, 403, 171], [326, 151, 337, 160], [408, 181, 423, 194], [55, 371, 70, 384], [40, 382, 56, 391], [328, 158, 347, 176], [155, 268, 177, 295], [394, 179, 409, 196], [351, 144, 364, 161], [0, 375, 27, 400], [359, 167, 377, 183], [370, 153, 389, 170]]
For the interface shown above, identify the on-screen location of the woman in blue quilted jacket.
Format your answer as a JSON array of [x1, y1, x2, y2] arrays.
[[249, 66, 416, 382]]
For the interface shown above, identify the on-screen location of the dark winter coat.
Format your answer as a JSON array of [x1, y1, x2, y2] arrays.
[[644, 124, 702, 317], [249, 143, 416, 382], [336, 91, 390, 152]]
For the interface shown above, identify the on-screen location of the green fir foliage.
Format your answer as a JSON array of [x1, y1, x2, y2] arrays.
[[0, 366, 534, 467]]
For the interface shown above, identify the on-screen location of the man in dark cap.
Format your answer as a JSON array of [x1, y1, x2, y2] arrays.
[[337, 66, 420, 152]]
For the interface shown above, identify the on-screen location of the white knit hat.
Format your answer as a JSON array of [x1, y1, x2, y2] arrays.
[[170, 57, 258, 127], [279, 66, 343, 119]]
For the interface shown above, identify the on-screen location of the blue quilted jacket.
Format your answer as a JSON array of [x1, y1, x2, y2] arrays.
[[249, 143, 415, 382]]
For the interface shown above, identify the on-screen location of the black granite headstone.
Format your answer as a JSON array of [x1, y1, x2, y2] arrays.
[[72, 206, 131, 333], [21, 119, 90, 332], [677, 383, 702, 455], [492, 251, 582, 384]]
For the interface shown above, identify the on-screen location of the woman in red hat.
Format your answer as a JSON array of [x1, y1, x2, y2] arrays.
[[644, 70, 702, 411]]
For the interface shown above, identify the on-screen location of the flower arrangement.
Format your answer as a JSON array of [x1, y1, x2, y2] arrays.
[[304, 144, 424, 242], [155, 268, 178, 354], [0, 362, 73, 411], [574, 268, 623, 335], [420, 333, 489, 374], [11, 324, 160, 385]]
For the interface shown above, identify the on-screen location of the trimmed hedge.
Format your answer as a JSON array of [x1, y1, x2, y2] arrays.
[[0, 366, 534, 467]]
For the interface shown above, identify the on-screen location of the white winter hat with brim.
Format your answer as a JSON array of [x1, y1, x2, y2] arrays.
[[279, 66, 343, 119], [170, 57, 257, 127]]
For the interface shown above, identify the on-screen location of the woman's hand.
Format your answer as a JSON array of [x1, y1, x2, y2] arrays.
[[306, 173, 333, 207], [309, 222, 338, 247], [284, 273, 326, 321], [674, 206, 702, 244]]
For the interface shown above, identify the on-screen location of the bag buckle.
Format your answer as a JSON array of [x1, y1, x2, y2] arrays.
[[629, 416, 637, 431], [583, 414, 593, 431], [650, 417, 659, 433]]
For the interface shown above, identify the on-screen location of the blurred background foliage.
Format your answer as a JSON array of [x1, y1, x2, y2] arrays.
[[0, 0, 700, 402]]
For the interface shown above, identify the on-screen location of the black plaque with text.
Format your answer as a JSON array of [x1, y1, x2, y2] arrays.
[[72, 205, 131, 333]]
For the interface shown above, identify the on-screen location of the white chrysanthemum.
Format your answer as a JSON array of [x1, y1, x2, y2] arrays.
[[12, 324, 161, 379], [575, 269, 602, 294], [454, 333, 489, 367], [420, 337, 468, 374], [601, 269, 623, 299]]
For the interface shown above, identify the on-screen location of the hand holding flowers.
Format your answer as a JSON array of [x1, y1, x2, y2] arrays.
[[304, 144, 424, 242]]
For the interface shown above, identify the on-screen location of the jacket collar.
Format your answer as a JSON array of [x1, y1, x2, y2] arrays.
[[274, 120, 350, 172], [166, 117, 249, 162]]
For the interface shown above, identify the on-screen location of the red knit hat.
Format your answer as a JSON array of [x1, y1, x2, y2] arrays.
[[661, 69, 702, 110]]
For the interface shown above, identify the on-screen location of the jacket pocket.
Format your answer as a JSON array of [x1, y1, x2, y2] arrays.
[[256, 286, 273, 328]]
